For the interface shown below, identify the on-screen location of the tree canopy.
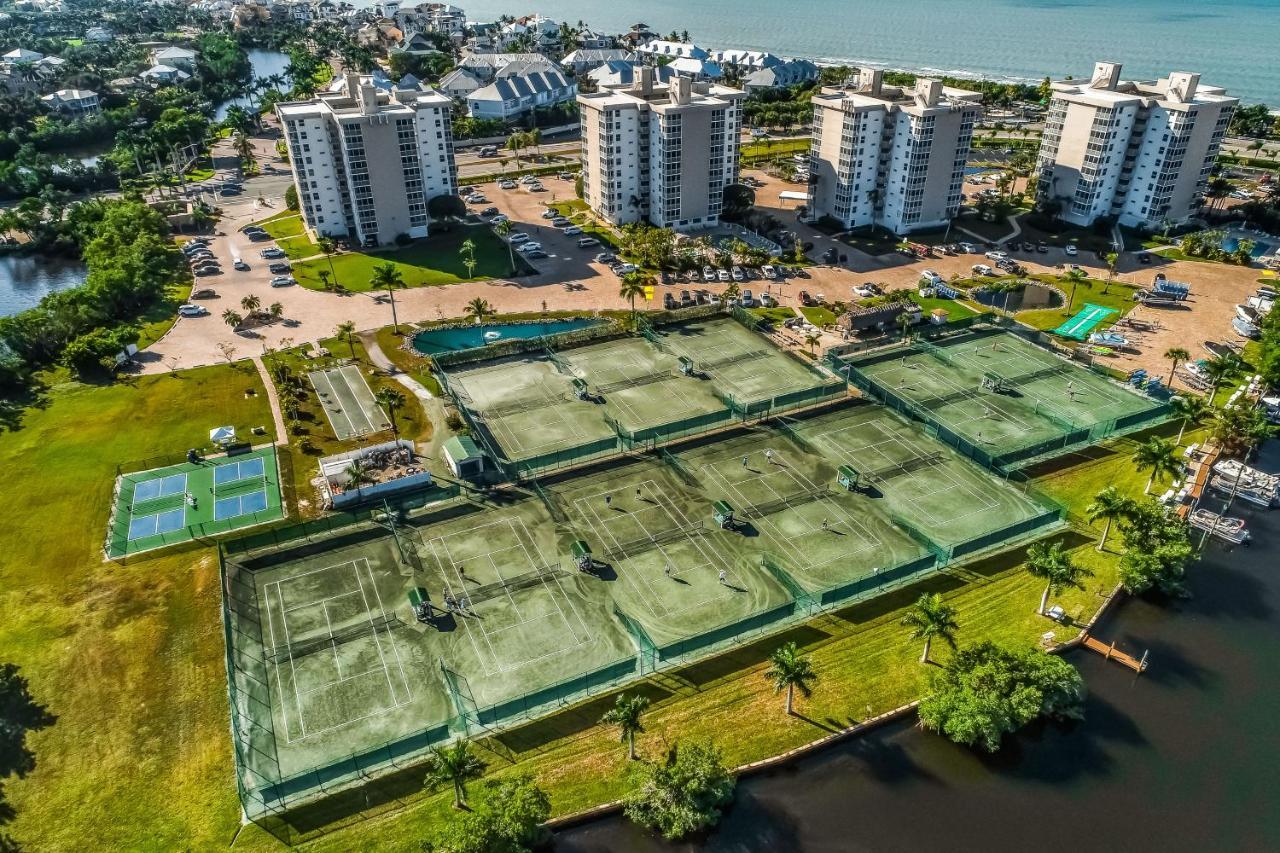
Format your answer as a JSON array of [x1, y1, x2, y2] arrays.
[[623, 741, 736, 840], [424, 775, 550, 853], [918, 642, 1085, 752]]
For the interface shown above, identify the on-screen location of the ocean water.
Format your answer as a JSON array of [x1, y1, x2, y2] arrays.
[[449, 0, 1280, 104]]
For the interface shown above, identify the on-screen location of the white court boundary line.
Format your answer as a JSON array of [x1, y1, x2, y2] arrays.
[[872, 361, 1037, 439], [570, 480, 732, 621], [263, 557, 413, 743], [425, 516, 591, 677]]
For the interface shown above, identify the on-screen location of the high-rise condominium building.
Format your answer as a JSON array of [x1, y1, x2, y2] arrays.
[[276, 74, 457, 247], [807, 70, 981, 235], [1035, 61, 1237, 229], [577, 70, 744, 231]]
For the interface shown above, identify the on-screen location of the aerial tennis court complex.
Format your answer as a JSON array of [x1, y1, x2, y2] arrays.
[[106, 446, 284, 557], [438, 315, 845, 478], [219, 390, 1063, 814], [836, 327, 1168, 469]]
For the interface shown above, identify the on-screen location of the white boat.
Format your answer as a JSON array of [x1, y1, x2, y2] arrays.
[[1208, 475, 1279, 508], [1088, 331, 1129, 347], [1212, 459, 1280, 492], [1189, 508, 1251, 544], [483, 330, 502, 341]]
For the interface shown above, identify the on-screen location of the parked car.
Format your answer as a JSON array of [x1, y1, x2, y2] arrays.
[[517, 242, 542, 253], [233, 258, 250, 271], [527, 182, 545, 192], [1021, 241, 1036, 252], [190, 288, 217, 299], [247, 231, 271, 242], [740, 289, 755, 307], [260, 247, 286, 259], [558, 171, 575, 180], [457, 185, 474, 196], [541, 208, 558, 219], [957, 242, 978, 254], [984, 250, 1008, 261], [1036, 242, 1049, 253], [971, 263, 996, 276], [270, 276, 295, 287], [520, 175, 539, 184], [731, 266, 744, 281], [664, 292, 677, 309], [758, 292, 776, 307], [799, 290, 816, 306], [716, 269, 729, 282], [194, 266, 219, 277], [1137, 251, 1152, 264], [525, 249, 548, 259], [920, 269, 943, 284], [268, 262, 291, 274], [614, 263, 637, 275], [595, 252, 617, 263], [490, 214, 509, 224], [508, 232, 529, 243], [481, 207, 499, 217], [853, 283, 877, 297], [178, 304, 209, 317], [1064, 244, 1078, 256], [679, 289, 693, 306], [498, 180, 517, 189], [564, 226, 583, 236], [219, 187, 242, 197], [703, 267, 717, 282], [577, 237, 599, 248], [468, 194, 489, 204]]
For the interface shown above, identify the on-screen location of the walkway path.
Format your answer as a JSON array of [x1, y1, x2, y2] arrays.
[[250, 355, 288, 446], [361, 332, 434, 400]]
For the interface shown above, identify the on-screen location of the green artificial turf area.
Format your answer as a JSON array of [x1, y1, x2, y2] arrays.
[[1015, 275, 1138, 332]]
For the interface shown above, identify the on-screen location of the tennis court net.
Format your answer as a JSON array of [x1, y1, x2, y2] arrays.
[[919, 388, 973, 411], [863, 451, 946, 482], [742, 487, 830, 518], [457, 565, 567, 607], [269, 613, 400, 662], [603, 522, 705, 561], [916, 340, 955, 365], [485, 394, 564, 418], [597, 371, 673, 396], [701, 349, 772, 372], [1000, 363, 1072, 386]]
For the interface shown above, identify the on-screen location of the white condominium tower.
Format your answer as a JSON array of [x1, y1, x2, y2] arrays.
[[807, 69, 981, 235], [276, 73, 458, 247], [1035, 61, 1237, 229], [577, 69, 745, 231]]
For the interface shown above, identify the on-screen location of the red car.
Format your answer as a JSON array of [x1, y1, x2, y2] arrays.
[[798, 290, 816, 307]]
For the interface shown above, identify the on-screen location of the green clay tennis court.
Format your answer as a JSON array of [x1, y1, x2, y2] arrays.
[[442, 316, 839, 475], [840, 329, 1167, 469], [107, 447, 284, 557], [309, 364, 390, 441], [220, 397, 1061, 812]]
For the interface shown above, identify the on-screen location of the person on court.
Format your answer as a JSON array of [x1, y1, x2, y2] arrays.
[[718, 569, 728, 585], [605, 493, 612, 508], [821, 518, 829, 531], [664, 563, 673, 578], [742, 455, 749, 467], [765, 449, 774, 465], [636, 487, 643, 502]]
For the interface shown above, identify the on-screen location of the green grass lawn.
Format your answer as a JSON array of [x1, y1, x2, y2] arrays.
[[841, 226, 904, 256], [256, 211, 307, 240], [2, 350, 1189, 850], [135, 279, 194, 349], [800, 305, 839, 327], [749, 306, 797, 326], [0, 364, 274, 852], [741, 137, 809, 159], [912, 292, 979, 321], [266, 337, 432, 517], [291, 227, 529, 291], [1014, 275, 1137, 332]]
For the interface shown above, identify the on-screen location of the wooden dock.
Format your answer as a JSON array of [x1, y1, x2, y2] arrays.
[[1081, 634, 1149, 673]]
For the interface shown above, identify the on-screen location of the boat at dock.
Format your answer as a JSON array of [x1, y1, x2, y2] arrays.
[[1188, 508, 1252, 544]]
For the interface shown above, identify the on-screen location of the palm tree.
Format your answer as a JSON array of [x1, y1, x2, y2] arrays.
[[459, 237, 476, 278], [1163, 347, 1190, 385], [370, 262, 405, 333], [375, 386, 406, 443], [723, 281, 741, 304], [344, 459, 373, 489], [1062, 268, 1087, 315], [335, 320, 356, 358], [1132, 436, 1182, 495], [900, 593, 959, 663], [764, 641, 817, 715], [493, 219, 516, 274], [222, 309, 242, 330], [1086, 486, 1132, 551], [618, 272, 647, 328], [240, 293, 261, 316], [318, 269, 332, 291], [233, 131, 256, 173], [1024, 540, 1091, 616], [1201, 352, 1243, 406], [1169, 393, 1209, 445], [804, 332, 820, 355], [463, 297, 493, 324], [423, 740, 486, 809], [600, 693, 650, 760], [269, 302, 284, 322], [1208, 403, 1274, 458], [316, 236, 340, 288]]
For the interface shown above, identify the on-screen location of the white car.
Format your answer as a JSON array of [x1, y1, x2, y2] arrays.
[[761, 264, 777, 279], [958, 242, 978, 254], [731, 266, 744, 281], [920, 269, 942, 283], [270, 276, 295, 287], [717, 269, 731, 282], [971, 263, 996, 276], [563, 226, 583, 236], [517, 242, 542, 253], [854, 283, 877, 297], [985, 250, 1008, 261], [178, 304, 209, 317], [498, 180, 517, 189], [614, 263, 637, 275], [703, 267, 717, 282], [758, 292, 775, 307], [1064, 244, 1078, 256], [490, 214, 509, 224], [740, 289, 755, 307], [541, 208, 558, 219], [508, 232, 529, 243]]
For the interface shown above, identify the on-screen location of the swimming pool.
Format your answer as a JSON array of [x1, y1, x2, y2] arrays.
[[411, 318, 602, 355], [1218, 228, 1273, 259]]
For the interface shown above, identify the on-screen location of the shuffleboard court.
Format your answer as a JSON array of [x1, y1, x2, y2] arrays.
[[309, 364, 389, 441], [1053, 303, 1117, 340]]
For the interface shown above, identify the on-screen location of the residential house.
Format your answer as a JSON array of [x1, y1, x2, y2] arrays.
[[389, 2, 466, 37], [395, 31, 444, 56], [499, 14, 561, 51], [141, 64, 192, 86], [575, 29, 613, 50], [709, 49, 782, 73], [41, 88, 101, 118], [588, 60, 675, 91], [669, 57, 722, 81], [466, 58, 576, 120], [635, 40, 707, 62], [743, 59, 819, 93], [151, 46, 197, 71], [561, 48, 635, 76], [1, 48, 44, 65], [438, 52, 546, 98], [36, 55, 67, 79], [84, 26, 114, 43]]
